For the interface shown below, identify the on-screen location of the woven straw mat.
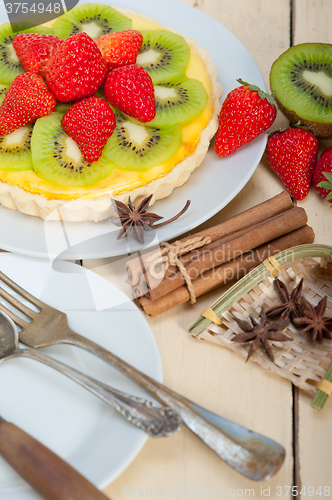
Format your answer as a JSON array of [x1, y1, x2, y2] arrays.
[[197, 258, 332, 395]]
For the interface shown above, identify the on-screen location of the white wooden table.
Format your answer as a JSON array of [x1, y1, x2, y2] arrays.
[[84, 1, 332, 498]]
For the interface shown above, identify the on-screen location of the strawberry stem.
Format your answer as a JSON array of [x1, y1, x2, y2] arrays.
[[237, 78, 277, 107]]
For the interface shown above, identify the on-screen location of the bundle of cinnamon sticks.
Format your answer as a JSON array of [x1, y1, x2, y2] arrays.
[[126, 192, 315, 317]]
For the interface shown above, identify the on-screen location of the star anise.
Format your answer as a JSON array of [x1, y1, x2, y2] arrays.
[[266, 278, 303, 324], [293, 296, 332, 342], [232, 308, 292, 363], [110, 195, 190, 244]]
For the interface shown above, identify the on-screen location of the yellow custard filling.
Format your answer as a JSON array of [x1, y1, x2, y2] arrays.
[[0, 15, 213, 200]]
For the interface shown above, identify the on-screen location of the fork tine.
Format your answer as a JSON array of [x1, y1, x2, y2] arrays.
[[0, 270, 44, 309], [0, 284, 39, 319], [0, 303, 28, 328]]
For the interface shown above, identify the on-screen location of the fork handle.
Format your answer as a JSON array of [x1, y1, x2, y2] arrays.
[[15, 349, 180, 438], [64, 332, 285, 481], [0, 418, 110, 500]]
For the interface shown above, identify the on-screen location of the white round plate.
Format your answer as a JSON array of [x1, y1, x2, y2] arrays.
[[0, 253, 163, 499], [0, 0, 267, 260]]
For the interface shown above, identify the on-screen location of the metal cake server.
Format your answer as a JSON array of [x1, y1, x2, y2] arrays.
[[0, 270, 285, 480], [0, 312, 181, 437]]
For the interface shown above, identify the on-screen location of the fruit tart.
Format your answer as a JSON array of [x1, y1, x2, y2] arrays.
[[0, 3, 222, 221]]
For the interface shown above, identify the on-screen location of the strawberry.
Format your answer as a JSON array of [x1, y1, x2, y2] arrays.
[[0, 72, 56, 135], [46, 32, 108, 103], [61, 97, 116, 163], [214, 79, 277, 157], [313, 146, 332, 203], [13, 33, 63, 79], [266, 127, 319, 201], [104, 64, 155, 122], [96, 30, 143, 71]]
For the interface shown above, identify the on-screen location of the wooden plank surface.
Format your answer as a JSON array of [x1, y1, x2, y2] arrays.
[[86, 260, 294, 499], [83, 1, 297, 498], [292, 1, 332, 496]]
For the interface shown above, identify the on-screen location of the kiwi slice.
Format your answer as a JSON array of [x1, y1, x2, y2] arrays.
[[53, 3, 132, 40], [94, 87, 106, 100], [123, 78, 209, 128], [31, 112, 115, 187], [0, 84, 9, 106], [136, 30, 190, 85], [0, 124, 33, 171], [0, 23, 54, 85], [270, 43, 332, 138], [103, 110, 182, 171], [55, 102, 71, 114]]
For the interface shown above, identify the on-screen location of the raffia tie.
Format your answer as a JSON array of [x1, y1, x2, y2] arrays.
[[147, 235, 211, 304]]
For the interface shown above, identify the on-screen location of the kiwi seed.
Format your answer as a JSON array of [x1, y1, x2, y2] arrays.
[[0, 84, 9, 106]]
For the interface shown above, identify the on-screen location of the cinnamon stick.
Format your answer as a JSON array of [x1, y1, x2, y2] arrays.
[[126, 191, 294, 286], [132, 273, 149, 299], [139, 206, 308, 301], [135, 225, 315, 317]]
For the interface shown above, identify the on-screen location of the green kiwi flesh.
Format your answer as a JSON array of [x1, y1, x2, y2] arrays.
[[124, 78, 208, 128], [0, 124, 33, 171], [136, 30, 190, 85], [55, 102, 71, 114], [0, 84, 9, 106], [270, 43, 332, 138], [31, 112, 115, 187], [103, 110, 182, 171], [0, 23, 54, 85], [52, 3, 132, 40]]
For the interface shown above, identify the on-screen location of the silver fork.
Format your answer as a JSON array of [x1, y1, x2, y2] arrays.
[[0, 269, 285, 481], [0, 276, 181, 438]]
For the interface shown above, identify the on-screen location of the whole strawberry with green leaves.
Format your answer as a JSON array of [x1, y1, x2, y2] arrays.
[[313, 146, 332, 203], [214, 79, 277, 157], [266, 127, 319, 201]]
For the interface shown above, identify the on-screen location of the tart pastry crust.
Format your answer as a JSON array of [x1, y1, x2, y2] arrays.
[[0, 9, 222, 221]]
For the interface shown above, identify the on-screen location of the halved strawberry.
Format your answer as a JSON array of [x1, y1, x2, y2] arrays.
[[104, 64, 155, 122], [13, 33, 63, 79], [96, 30, 143, 71], [0, 72, 56, 135], [46, 32, 107, 103], [61, 97, 116, 163]]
